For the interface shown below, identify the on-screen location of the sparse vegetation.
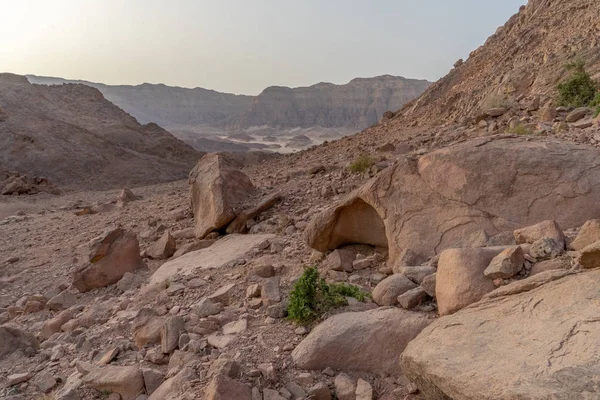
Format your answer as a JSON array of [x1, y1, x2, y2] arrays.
[[509, 123, 534, 135], [348, 155, 375, 174], [287, 266, 369, 324], [557, 60, 598, 107], [591, 92, 600, 117]]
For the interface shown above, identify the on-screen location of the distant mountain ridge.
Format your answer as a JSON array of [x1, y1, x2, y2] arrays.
[[27, 74, 431, 132]]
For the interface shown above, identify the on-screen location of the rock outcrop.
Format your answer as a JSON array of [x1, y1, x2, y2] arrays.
[[189, 154, 255, 238], [292, 307, 432, 375], [73, 228, 145, 292], [401, 269, 600, 399], [306, 137, 600, 264]]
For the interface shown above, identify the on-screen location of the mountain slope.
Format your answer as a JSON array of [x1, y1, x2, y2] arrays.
[[227, 75, 431, 130], [26, 75, 254, 130], [0, 73, 201, 190], [396, 0, 600, 125]]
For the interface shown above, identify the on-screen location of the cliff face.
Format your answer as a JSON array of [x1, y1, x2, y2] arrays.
[[0, 74, 201, 189], [26, 75, 254, 130], [395, 0, 600, 125], [227, 75, 431, 130]]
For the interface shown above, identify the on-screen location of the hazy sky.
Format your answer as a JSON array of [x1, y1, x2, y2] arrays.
[[1, 0, 526, 95]]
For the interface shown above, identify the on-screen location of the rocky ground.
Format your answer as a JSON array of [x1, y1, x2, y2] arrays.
[[3, 100, 600, 399]]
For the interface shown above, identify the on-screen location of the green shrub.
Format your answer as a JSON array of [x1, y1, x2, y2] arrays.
[[348, 155, 374, 174], [556, 60, 598, 107], [286, 266, 369, 324], [509, 124, 534, 135], [591, 92, 600, 117]]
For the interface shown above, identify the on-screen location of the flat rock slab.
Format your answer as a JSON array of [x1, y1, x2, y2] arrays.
[[401, 270, 600, 399], [150, 234, 274, 284]]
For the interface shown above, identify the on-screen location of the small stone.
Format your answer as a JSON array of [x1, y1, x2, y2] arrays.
[[295, 326, 309, 335], [530, 238, 564, 260], [209, 283, 236, 305], [483, 246, 525, 279], [34, 372, 57, 393], [97, 347, 120, 366], [355, 378, 373, 400], [253, 264, 275, 278], [352, 256, 374, 270], [47, 290, 78, 311], [565, 107, 589, 123], [323, 367, 336, 377], [420, 273, 436, 298], [397, 287, 429, 310], [222, 319, 247, 335], [258, 363, 277, 381], [246, 284, 261, 298], [286, 381, 307, 399], [309, 382, 332, 400], [334, 373, 356, 400], [147, 231, 177, 260], [194, 298, 223, 317], [263, 388, 286, 400], [7, 372, 33, 386], [207, 334, 236, 349], [161, 316, 185, 354], [261, 277, 281, 305], [324, 249, 355, 272]]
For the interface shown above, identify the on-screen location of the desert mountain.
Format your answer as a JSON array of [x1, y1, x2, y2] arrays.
[[26, 75, 254, 130], [0, 73, 200, 190], [225, 75, 431, 130], [27, 75, 430, 136], [395, 0, 600, 126]]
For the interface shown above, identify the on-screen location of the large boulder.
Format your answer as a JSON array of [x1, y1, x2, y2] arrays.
[[80, 364, 144, 400], [189, 154, 255, 238], [436, 247, 503, 316], [305, 137, 600, 264], [401, 270, 600, 399], [292, 308, 432, 375], [73, 228, 144, 292]]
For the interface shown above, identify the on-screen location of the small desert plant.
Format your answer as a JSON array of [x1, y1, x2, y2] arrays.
[[509, 123, 534, 135], [590, 91, 600, 117], [287, 266, 369, 324], [557, 60, 598, 107], [348, 155, 375, 174]]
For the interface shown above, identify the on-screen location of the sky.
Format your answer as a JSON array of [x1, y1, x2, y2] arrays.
[[0, 0, 526, 95]]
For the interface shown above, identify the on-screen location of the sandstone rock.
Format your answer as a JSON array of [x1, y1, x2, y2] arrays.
[[483, 246, 524, 279], [397, 287, 429, 310], [116, 272, 145, 292], [81, 365, 144, 400], [577, 240, 600, 269], [530, 237, 564, 260], [193, 298, 223, 318], [306, 138, 600, 264], [172, 240, 215, 258], [355, 379, 373, 400], [334, 373, 356, 400], [394, 266, 436, 284], [401, 269, 600, 399], [143, 369, 165, 396], [309, 382, 332, 400], [325, 249, 355, 272], [161, 316, 185, 354], [208, 334, 236, 349], [47, 290, 77, 311], [132, 309, 165, 348], [292, 307, 432, 374], [150, 234, 274, 284], [285, 381, 306, 399], [209, 283, 236, 305], [437, 247, 502, 316], [147, 231, 177, 260], [73, 228, 144, 292], [205, 374, 252, 399], [252, 264, 275, 278], [372, 274, 417, 306], [261, 277, 281, 305], [263, 388, 286, 400], [420, 273, 436, 297], [189, 154, 255, 238], [34, 372, 57, 393], [7, 372, 33, 386], [227, 192, 282, 234], [531, 256, 572, 275], [514, 220, 565, 248], [41, 309, 74, 339], [570, 219, 600, 250], [565, 107, 589, 122], [147, 367, 195, 400], [55, 371, 83, 400], [0, 325, 38, 357], [222, 319, 247, 335]]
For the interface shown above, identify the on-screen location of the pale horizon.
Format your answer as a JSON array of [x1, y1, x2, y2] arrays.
[[1, 0, 526, 95]]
